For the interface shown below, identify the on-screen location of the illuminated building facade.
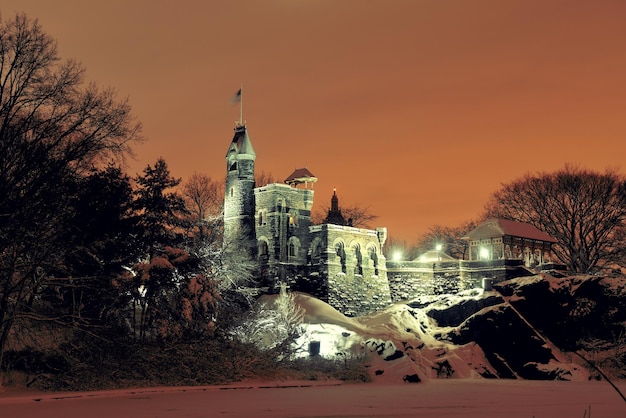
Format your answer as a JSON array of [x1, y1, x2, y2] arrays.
[[223, 123, 391, 316], [223, 124, 558, 311], [387, 218, 558, 301]]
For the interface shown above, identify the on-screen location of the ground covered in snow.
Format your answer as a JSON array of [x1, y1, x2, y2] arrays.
[[293, 274, 626, 384], [2, 274, 625, 417], [1, 379, 625, 417]]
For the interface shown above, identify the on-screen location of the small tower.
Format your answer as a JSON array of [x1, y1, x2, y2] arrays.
[[224, 123, 256, 247], [324, 189, 348, 226]]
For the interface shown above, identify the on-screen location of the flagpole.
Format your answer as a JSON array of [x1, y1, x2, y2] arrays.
[[239, 83, 243, 126]]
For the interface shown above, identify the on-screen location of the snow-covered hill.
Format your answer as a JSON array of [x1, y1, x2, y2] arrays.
[[287, 274, 626, 383]]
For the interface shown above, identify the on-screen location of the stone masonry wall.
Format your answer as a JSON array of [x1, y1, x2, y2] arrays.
[[310, 224, 391, 316]]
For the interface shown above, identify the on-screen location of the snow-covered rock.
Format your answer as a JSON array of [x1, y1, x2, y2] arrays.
[[282, 276, 608, 383]]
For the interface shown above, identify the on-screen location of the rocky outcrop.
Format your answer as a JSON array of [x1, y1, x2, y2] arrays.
[[493, 275, 626, 351], [293, 274, 626, 383]]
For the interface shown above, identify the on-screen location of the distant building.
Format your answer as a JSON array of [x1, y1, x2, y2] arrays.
[[387, 218, 558, 302], [462, 218, 557, 266]]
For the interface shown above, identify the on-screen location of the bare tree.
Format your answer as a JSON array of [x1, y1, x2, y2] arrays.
[[313, 203, 379, 228], [181, 173, 223, 245], [0, 13, 141, 376], [255, 170, 278, 187], [484, 164, 626, 273], [414, 220, 479, 260]]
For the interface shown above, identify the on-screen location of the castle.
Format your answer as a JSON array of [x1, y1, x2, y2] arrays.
[[223, 123, 559, 316]]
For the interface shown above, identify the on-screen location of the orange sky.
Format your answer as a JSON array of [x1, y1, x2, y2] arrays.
[[4, 1, 626, 243]]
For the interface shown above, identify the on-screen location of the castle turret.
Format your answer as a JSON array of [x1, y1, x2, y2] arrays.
[[224, 124, 256, 246], [324, 188, 348, 226]]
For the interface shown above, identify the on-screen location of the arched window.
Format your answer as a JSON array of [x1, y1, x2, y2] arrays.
[[288, 237, 300, 260], [353, 244, 363, 276], [276, 198, 286, 213], [258, 210, 267, 226], [310, 238, 322, 262], [258, 240, 269, 258], [335, 241, 346, 273], [368, 246, 379, 276]]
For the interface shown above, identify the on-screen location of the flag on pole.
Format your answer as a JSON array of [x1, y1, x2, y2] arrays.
[[232, 88, 242, 104]]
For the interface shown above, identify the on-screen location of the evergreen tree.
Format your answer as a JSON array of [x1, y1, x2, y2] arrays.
[[133, 158, 187, 257]]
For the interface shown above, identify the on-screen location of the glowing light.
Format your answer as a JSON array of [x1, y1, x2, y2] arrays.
[[435, 244, 442, 251], [480, 247, 490, 260], [392, 251, 403, 262]]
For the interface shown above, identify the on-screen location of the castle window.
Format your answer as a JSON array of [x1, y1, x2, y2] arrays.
[[353, 245, 363, 276], [230, 187, 234, 197], [369, 247, 379, 276], [289, 210, 298, 227], [312, 243, 321, 258], [229, 161, 237, 171], [335, 242, 346, 273], [288, 237, 300, 260], [258, 240, 268, 258], [309, 238, 322, 266], [258, 210, 267, 226], [276, 198, 286, 213]]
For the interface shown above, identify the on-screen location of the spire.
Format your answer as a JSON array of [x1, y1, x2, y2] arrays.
[[324, 188, 347, 226], [330, 188, 339, 212]]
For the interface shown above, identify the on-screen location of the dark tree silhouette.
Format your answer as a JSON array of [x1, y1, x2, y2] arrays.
[[0, 13, 141, 376], [484, 164, 626, 273], [133, 158, 187, 256], [313, 203, 379, 228], [43, 164, 141, 325]]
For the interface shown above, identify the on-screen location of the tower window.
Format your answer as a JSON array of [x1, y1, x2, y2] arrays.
[[229, 161, 237, 171], [288, 237, 300, 259], [289, 210, 298, 227]]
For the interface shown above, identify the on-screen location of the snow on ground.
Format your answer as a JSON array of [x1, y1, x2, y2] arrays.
[[291, 291, 587, 383], [1, 379, 625, 418]]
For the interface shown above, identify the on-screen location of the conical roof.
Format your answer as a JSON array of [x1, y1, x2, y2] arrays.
[[226, 124, 255, 157]]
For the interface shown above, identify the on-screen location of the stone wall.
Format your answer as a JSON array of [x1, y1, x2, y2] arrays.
[[387, 259, 533, 302], [308, 224, 391, 316]]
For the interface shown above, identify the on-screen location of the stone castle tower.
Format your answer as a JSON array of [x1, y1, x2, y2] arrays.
[[223, 124, 256, 248]]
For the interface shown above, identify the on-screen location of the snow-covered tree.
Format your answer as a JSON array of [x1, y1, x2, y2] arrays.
[[229, 284, 304, 359]]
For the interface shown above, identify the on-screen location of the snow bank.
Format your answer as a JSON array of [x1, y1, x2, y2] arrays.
[[287, 289, 589, 383]]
